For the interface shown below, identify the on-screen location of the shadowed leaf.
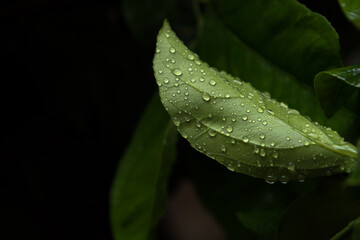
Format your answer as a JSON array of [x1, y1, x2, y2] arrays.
[[329, 216, 360, 240], [278, 183, 360, 240], [237, 210, 284, 240], [110, 94, 177, 240], [339, 0, 360, 30], [346, 139, 360, 186], [314, 64, 360, 117]]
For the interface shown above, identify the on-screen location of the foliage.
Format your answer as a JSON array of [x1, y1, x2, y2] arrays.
[[154, 20, 356, 182], [112, 0, 360, 239], [339, 0, 360, 30], [314, 63, 360, 116], [110, 95, 177, 240]]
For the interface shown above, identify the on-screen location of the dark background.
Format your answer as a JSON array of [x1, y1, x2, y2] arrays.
[[1, 1, 149, 239], [1, 0, 359, 240]]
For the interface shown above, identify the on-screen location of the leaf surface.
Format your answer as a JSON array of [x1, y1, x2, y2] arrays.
[[339, 0, 360, 30], [314, 64, 360, 116], [153, 20, 357, 182], [110, 94, 177, 240]]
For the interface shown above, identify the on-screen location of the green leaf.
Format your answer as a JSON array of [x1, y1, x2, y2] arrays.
[[237, 210, 284, 239], [314, 64, 360, 117], [346, 139, 360, 186], [330, 217, 360, 240], [353, 218, 360, 240], [153, 20, 357, 182], [194, 4, 356, 137], [339, 0, 360, 30], [198, 0, 341, 87], [110, 94, 177, 240], [277, 183, 360, 240]]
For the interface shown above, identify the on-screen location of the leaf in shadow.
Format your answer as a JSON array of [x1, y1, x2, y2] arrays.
[[339, 0, 360, 30], [194, 2, 356, 137], [346, 139, 360, 186], [277, 182, 360, 240], [314, 63, 360, 117], [237, 210, 284, 240], [353, 218, 360, 240], [197, 0, 341, 87], [184, 141, 316, 240], [110, 94, 177, 240], [329, 216, 360, 240]]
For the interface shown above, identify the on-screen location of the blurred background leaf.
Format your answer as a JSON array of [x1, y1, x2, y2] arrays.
[[352, 219, 360, 240], [110, 94, 177, 240], [236, 210, 284, 240], [183, 139, 316, 240], [346, 139, 360, 186], [277, 182, 360, 240], [314, 63, 360, 117], [197, 0, 341, 86], [194, 0, 358, 139], [338, 0, 360, 30], [329, 217, 360, 240]]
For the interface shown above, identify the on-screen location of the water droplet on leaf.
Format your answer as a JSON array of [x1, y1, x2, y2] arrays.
[[173, 117, 180, 127], [173, 69, 182, 76], [208, 129, 217, 137], [226, 126, 233, 133], [187, 54, 194, 60], [169, 47, 176, 53], [209, 79, 216, 86]]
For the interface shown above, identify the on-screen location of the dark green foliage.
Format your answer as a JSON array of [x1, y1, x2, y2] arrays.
[[112, 0, 360, 239], [314, 64, 360, 116], [195, 5, 356, 136], [110, 95, 177, 240], [196, 0, 341, 87], [329, 216, 360, 240], [278, 183, 360, 240], [346, 140, 360, 186]]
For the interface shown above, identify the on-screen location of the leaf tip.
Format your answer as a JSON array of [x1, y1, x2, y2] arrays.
[[161, 19, 171, 32]]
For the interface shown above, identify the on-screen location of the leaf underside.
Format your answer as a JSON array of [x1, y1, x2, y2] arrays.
[[153, 20, 357, 182], [314, 64, 360, 117]]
